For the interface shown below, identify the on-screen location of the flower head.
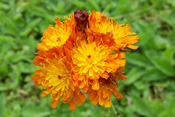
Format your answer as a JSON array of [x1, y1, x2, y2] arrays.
[[32, 9, 139, 110], [88, 11, 139, 50], [88, 68, 127, 107], [32, 49, 86, 110], [72, 37, 125, 90], [38, 16, 76, 50]]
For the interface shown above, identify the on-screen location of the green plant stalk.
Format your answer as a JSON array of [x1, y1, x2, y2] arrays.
[[111, 102, 117, 117]]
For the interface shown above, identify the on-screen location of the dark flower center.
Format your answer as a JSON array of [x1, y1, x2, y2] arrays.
[[58, 75, 61, 79], [88, 55, 91, 59]]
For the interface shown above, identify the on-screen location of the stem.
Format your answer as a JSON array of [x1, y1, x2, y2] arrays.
[[111, 102, 118, 117]]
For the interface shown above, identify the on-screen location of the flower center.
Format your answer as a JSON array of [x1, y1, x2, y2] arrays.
[[87, 55, 91, 59], [58, 75, 61, 79], [57, 38, 60, 42], [107, 32, 113, 36]]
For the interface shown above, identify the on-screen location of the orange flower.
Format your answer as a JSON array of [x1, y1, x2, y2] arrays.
[[32, 49, 86, 110], [38, 15, 76, 50], [32, 9, 139, 110], [71, 35, 126, 90], [88, 10, 139, 50], [88, 68, 127, 108]]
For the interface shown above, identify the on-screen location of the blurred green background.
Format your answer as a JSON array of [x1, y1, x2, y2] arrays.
[[0, 0, 175, 117]]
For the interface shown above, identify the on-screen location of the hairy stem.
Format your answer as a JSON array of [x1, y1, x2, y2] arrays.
[[111, 102, 118, 117]]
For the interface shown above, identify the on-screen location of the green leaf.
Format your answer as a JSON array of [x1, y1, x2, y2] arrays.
[[13, 104, 21, 117], [73, 0, 86, 9], [20, 18, 42, 37], [1, 17, 20, 36], [126, 53, 151, 67], [18, 63, 36, 73], [163, 46, 175, 65], [10, 52, 31, 63], [142, 67, 167, 81], [21, 107, 50, 117], [145, 51, 174, 76], [154, 35, 169, 50], [134, 81, 149, 90], [168, 29, 175, 44], [56, 1, 65, 13], [91, 105, 102, 117], [145, 50, 161, 60], [86, 0, 100, 11], [0, 35, 15, 41], [0, 2, 10, 10], [152, 57, 174, 76], [160, 10, 175, 28], [123, 67, 145, 85], [28, 4, 47, 16], [0, 83, 11, 91], [0, 62, 8, 78], [131, 93, 155, 117], [158, 97, 175, 117], [0, 93, 6, 117]]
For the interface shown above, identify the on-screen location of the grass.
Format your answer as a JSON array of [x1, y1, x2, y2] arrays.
[[0, 0, 175, 117]]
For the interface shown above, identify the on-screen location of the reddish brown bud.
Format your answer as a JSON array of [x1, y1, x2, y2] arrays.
[[74, 9, 89, 32]]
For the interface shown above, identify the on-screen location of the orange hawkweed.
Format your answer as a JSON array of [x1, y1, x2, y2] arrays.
[[38, 16, 76, 50], [72, 39, 126, 90], [32, 49, 86, 110], [32, 9, 139, 110], [87, 67, 127, 107], [88, 11, 139, 51]]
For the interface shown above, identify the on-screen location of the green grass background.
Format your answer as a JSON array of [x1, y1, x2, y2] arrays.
[[0, 0, 175, 117]]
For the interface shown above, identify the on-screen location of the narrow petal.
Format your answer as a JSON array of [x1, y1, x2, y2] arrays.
[[50, 100, 59, 108], [69, 98, 76, 110]]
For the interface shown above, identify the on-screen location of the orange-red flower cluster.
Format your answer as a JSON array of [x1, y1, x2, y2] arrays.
[[32, 10, 139, 110]]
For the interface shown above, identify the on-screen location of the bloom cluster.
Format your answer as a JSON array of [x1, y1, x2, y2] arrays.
[[32, 10, 139, 110]]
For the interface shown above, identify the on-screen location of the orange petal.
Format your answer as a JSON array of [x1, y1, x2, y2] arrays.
[[74, 92, 86, 106], [82, 85, 89, 93], [41, 88, 51, 97], [55, 17, 62, 26], [64, 46, 72, 62], [88, 91, 97, 100], [119, 75, 127, 80], [92, 80, 99, 90], [127, 45, 139, 49], [119, 60, 126, 67], [113, 91, 123, 100], [107, 53, 118, 61], [78, 92, 86, 106], [79, 79, 86, 88], [100, 72, 109, 79], [78, 75, 85, 80], [41, 92, 47, 97], [99, 94, 105, 106], [127, 35, 139, 44], [91, 96, 98, 105], [104, 99, 111, 108], [103, 88, 109, 98], [50, 100, 59, 108], [118, 52, 125, 58], [69, 98, 76, 110]]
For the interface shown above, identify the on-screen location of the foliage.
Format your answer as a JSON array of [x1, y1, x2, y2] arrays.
[[0, 0, 175, 116]]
